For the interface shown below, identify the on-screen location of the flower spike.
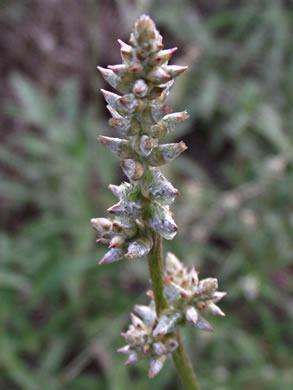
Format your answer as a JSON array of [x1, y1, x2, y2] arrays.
[[91, 14, 189, 263]]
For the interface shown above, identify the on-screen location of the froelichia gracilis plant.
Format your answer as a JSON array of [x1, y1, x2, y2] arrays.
[[91, 14, 226, 389]]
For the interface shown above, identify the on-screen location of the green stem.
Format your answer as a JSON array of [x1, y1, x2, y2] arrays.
[[172, 331, 200, 390], [148, 234, 200, 389], [147, 233, 168, 316]]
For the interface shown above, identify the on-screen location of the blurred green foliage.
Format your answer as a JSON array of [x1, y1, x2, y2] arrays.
[[1, 1, 293, 389]]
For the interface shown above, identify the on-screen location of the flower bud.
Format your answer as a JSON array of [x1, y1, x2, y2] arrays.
[[101, 89, 137, 115], [145, 169, 179, 205], [99, 248, 124, 265], [153, 312, 181, 337], [109, 235, 125, 249], [134, 304, 156, 325], [109, 116, 131, 136], [96, 238, 109, 244], [90, 217, 112, 236], [117, 345, 131, 354], [151, 103, 172, 122], [189, 266, 199, 285], [146, 67, 171, 84], [212, 291, 227, 302], [150, 47, 178, 66], [121, 159, 144, 181], [185, 306, 198, 325], [148, 356, 166, 378], [150, 111, 189, 138], [129, 63, 143, 74], [133, 78, 148, 97], [133, 135, 155, 157], [147, 141, 187, 166], [106, 104, 121, 118], [108, 182, 134, 201], [107, 200, 143, 219], [108, 184, 122, 199], [99, 136, 133, 159], [97, 66, 120, 89], [199, 278, 218, 297], [118, 39, 133, 64], [152, 342, 167, 356], [164, 280, 189, 302], [148, 203, 178, 240], [205, 303, 225, 317], [130, 313, 144, 329], [125, 352, 139, 366], [108, 64, 128, 76], [194, 316, 213, 332], [121, 223, 138, 239], [166, 252, 184, 275], [167, 339, 178, 353], [126, 237, 153, 259]]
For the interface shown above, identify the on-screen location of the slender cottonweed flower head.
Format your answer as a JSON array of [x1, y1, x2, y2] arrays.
[[91, 15, 226, 380], [91, 14, 188, 265]]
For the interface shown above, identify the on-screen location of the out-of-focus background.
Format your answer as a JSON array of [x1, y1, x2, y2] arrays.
[[1, 0, 293, 389]]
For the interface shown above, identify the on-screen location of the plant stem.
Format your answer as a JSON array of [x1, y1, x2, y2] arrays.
[[148, 234, 200, 389], [147, 233, 168, 316], [172, 331, 200, 390]]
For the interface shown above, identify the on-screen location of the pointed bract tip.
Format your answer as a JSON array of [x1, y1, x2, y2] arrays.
[[186, 307, 198, 324], [213, 291, 227, 301], [210, 304, 225, 317], [97, 66, 109, 75], [148, 358, 165, 378], [124, 353, 138, 366], [148, 369, 156, 379], [117, 345, 131, 354], [117, 38, 129, 48], [130, 312, 144, 328], [98, 135, 106, 144], [96, 238, 107, 244], [170, 47, 178, 54], [98, 258, 107, 265], [161, 70, 171, 80], [179, 65, 188, 72], [108, 64, 126, 74], [179, 140, 188, 152], [195, 317, 214, 332]]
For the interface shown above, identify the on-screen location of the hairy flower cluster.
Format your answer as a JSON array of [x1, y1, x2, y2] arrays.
[[91, 15, 189, 264], [119, 302, 178, 378], [161, 253, 226, 332], [119, 253, 226, 376]]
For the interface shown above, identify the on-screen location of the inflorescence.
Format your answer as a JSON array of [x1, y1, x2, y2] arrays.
[[91, 15, 188, 265], [91, 14, 226, 378]]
